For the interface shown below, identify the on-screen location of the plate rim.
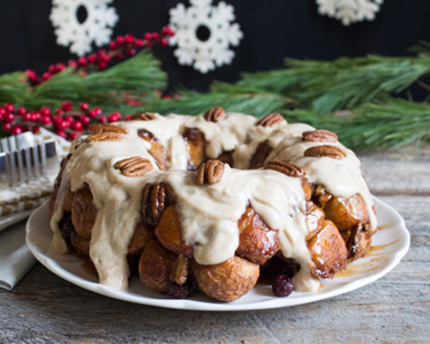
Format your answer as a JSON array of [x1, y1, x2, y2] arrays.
[[25, 196, 410, 311]]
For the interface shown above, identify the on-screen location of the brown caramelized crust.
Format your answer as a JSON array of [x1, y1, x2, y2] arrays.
[[71, 186, 98, 240], [341, 223, 372, 261], [138, 240, 177, 293], [127, 222, 154, 255], [236, 207, 280, 265], [137, 129, 168, 171], [323, 193, 369, 231], [307, 220, 348, 279], [155, 205, 193, 257], [305, 202, 326, 241], [182, 128, 206, 171], [70, 232, 90, 257], [249, 140, 272, 169], [216, 150, 234, 166], [192, 256, 260, 302]]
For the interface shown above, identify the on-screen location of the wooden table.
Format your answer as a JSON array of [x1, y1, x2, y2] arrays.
[[1, 147, 429, 344]]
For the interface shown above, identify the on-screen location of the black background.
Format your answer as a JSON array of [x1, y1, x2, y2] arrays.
[[1, 0, 430, 91]]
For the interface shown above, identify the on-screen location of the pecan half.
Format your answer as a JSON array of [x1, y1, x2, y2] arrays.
[[302, 129, 338, 142], [304, 145, 347, 160], [203, 107, 225, 122], [90, 123, 129, 135], [256, 113, 285, 127], [196, 159, 224, 185], [114, 156, 153, 177], [264, 161, 306, 177], [85, 132, 124, 143], [170, 254, 189, 285], [141, 182, 175, 226], [131, 113, 157, 121]]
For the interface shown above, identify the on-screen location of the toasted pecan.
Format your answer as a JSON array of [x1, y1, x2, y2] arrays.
[[264, 161, 306, 177], [203, 107, 225, 122], [85, 132, 124, 143], [131, 113, 157, 121], [304, 145, 347, 160], [302, 129, 338, 143], [90, 123, 128, 135], [114, 156, 153, 177], [256, 113, 285, 127], [141, 182, 175, 226], [196, 159, 224, 185]]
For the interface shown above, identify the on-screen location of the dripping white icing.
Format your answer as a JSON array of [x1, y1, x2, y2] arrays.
[[50, 112, 377, 292]]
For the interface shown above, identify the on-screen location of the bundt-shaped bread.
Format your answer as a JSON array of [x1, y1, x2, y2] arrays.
[[49, 109, 377, 302]]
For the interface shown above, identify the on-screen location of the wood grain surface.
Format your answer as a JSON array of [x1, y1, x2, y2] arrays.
[[1, 148, 429, 344]]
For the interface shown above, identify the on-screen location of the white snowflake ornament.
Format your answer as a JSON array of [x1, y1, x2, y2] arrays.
[[50, 0, 119, 56], [169, 0, 243, 73], [316, 0, 383, 26]]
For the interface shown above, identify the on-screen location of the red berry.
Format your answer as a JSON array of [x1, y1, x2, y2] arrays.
[[68, 60, 78, 68], [0, 113, 3, 122], [98, 62, 107, 70], [41, 115, 51, 124], [135, 39, 144, 48], [2, 122, 11, 131], [160, 38, 169, 47], [125, 115, 131, 121], [17, 107, 27, 116], [89, 107, 102, 118], [161, 26, 174, 36], [26, 69, 36, 78], [98, 49, 107, 56], [42, 72, 52, 81], [71, 121, 83, 131], [80, 102, 89, 111], [53, 116, 62, 124], [56, 120, 69, 130], [272, 275, 294, 297], [4, 112, 15, 122], [115, 52, 124, 60], [4, 103, 15, 113], [40, 107, 51, 117], [32, 126, 40, 133], [78, 57, 88, 66], [48, 65, 57, 74], [56, 63, 66, 71], [152, 32, 160, 40], [23, 113, 33, 122], [56, 130, 67, 138], [88, 53, 98, 63], [100, 54, 110, 63], [144, 32, 153, 41], [116, 35, 125, 45], [55, 108, 65, 115], [62, 101, 73, 111], [109, 41, 118, 50], [126, 48, 136, 57], [11, 125, 23, 135], [125, 34, 135, 44], [21, 125, 30, 132], [32, 112, 41, 121], [146, 43, 153, 49], [69, 132, 78, 140], [79, 115, 90, 125], [108, 113, 120, 122], [65, 115, 74, 124], [0, 108, 6, 116], [99, 115, 108, 123]]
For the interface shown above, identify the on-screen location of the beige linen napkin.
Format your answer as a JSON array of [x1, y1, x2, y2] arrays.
[[0, 220, 36, 290]]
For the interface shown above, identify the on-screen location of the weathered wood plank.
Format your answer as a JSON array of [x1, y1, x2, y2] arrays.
[[1, 149, 429, 344]]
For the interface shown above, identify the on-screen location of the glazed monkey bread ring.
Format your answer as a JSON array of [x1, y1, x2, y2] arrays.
[[49, 108, 377, 302]]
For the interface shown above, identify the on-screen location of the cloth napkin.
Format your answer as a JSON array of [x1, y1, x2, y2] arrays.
[[0, 219, 36, 290], [0, 129, 70, 290]]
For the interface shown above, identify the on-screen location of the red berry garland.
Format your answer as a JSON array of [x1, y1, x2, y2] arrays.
[[26, 26, 174, 85]]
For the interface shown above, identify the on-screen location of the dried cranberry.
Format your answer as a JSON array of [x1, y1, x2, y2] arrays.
[[272, 275, 294, 297], [167, 279, 198, 299]]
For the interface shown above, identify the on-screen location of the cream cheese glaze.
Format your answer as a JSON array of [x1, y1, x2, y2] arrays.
[[50, 112, 377, 292]]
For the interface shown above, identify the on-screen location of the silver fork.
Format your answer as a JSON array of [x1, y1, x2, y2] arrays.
[[0, 132, 57, 187]]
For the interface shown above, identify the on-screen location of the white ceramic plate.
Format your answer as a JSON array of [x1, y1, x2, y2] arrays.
[[26, 197, 409, 311]]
